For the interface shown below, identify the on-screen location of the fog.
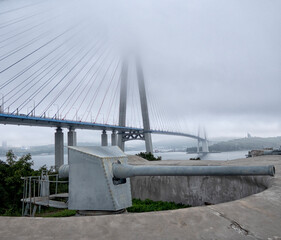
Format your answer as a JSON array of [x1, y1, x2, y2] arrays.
[[0, 0, 280, 147]]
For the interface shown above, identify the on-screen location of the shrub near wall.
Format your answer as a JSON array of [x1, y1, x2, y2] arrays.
[[0, 150, 54, 216]]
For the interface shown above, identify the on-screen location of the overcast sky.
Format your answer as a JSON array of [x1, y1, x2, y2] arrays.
[[0, 0, 280, 148]]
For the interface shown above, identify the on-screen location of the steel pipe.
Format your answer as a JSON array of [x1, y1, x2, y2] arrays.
[[59, 163, 275, 179], [112, 164, 275, 179]]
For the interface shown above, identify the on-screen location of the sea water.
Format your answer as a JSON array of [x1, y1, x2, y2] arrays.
[[0, 150, 247, 170]]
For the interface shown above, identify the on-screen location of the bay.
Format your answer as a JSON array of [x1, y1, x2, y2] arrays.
[[1, 150, 247, 170]]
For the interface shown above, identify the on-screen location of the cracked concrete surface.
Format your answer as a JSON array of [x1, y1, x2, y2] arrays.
[[0, 155, 280, 240]]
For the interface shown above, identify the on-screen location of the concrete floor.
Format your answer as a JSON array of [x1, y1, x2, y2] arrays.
[[0, 155, 280, 240]]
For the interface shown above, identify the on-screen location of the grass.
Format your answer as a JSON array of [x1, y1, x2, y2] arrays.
[[36, 207, 76, 217], [127, 199, 191, 213], [35, 199, 191, 216], [43, 209, 76, 217]]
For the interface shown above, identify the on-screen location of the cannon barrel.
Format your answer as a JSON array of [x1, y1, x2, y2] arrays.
[[60, 146, 276, 211], [112, 164, 275, 179], [59, 163, 275, 179]]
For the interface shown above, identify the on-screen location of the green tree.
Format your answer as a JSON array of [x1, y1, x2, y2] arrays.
[[136, 152, 161, 161], [0, 150, 35, 216]]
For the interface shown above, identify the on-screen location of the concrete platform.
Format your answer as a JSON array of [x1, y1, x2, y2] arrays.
[[1, 155, 281, 240]]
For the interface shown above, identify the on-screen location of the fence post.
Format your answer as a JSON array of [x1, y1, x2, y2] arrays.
[[55, 174, 58, 195], [21, 178, 25, 216], [29, 177, 31, 216]]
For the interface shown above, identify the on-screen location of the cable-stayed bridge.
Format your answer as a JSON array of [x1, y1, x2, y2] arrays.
[[0, 0, 209, 169]]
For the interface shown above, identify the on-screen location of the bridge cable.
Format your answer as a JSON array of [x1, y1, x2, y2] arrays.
[[105, 73, 121, 124], [64, 46, 112, 120], [14, 41, 87, 114], [0, 0, 45, 15], [5, 40, 78, 107], [26, 38, 95, 116], [5, 30, 87, 111], [0, 16, 53, 46], [0, 24, 79, 74], [0, 11, 44, 30], [59, 41, 108, 119], [94, 58, 120, 123], [0, 23, 87, 90], [0, 29, 55, 62], [46, 39, 104, 119], [81, 55, 115, 122]]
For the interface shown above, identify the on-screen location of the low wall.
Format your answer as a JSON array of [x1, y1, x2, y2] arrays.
[[130, 175, 271, 206]]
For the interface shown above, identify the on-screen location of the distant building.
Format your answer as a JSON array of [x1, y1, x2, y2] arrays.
[[247, 133, 252, 138]]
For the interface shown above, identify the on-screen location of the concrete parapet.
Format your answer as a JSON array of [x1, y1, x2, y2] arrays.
[[1, 155, 280, 240], [131, 175, 269, 206]]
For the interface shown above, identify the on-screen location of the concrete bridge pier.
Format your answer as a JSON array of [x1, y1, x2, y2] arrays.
[[55, 127, 64, 170], [202, 139, 209, 153], [111, 130, 117, 146], [67, 128, 77, 164], [117, 132, 124, 151], [101, 130, 108, 146], [197, 140, 200, 153], [67, 128, 77, 147]]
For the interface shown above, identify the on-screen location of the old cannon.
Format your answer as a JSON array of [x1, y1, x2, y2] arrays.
[[59, 146, 275, 211]]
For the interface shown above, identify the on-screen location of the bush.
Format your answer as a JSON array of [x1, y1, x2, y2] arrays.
[[136, 152, 161, 161], [0, 150, 56, 216], [127, 199, 191, 212], [0, 150, 36, 215], [42, 209, 76, 217]]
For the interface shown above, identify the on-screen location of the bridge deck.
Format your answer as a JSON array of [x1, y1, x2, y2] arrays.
[[0, 113, 140, 132], [0, 113, 204, 140]]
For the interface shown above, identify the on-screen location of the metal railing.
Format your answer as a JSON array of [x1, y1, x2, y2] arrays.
[[21, 172, 68, 217]]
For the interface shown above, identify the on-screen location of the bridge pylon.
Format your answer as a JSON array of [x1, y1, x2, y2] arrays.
[[202, 139, 209, 153], [196, 128, 209, 153], [117, 59, 128, 151], [117, 57, 153, 153]]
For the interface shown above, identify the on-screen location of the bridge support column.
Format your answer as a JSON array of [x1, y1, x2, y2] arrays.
[[197, 140, 200, 153], [101, 130, 108, 146], [136, 57, 153, 153], [55, 127, 64, 170], [202, 140, 209, 153], [118, 59, 128, 152], [117, 133, 124, 151], [67, 128, 77, 146], [111, 130, 117, 146]]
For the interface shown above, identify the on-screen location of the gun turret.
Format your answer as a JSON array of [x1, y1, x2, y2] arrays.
[[59, 146, 275, 212]]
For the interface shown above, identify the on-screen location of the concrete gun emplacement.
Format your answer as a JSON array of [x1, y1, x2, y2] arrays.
[[59, 146, 275, 212]]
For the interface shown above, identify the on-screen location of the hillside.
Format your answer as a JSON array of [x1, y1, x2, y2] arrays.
[[186, 136, 281, 152]]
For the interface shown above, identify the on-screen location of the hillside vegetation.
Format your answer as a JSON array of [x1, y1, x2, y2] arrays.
[[186, 136, 281, 152]]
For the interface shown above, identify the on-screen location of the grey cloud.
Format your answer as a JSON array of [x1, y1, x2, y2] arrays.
[[0, 0, 280, 147]]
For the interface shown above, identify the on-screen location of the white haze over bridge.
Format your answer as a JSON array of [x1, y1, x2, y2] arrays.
[[0, 0, 280, 148]]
